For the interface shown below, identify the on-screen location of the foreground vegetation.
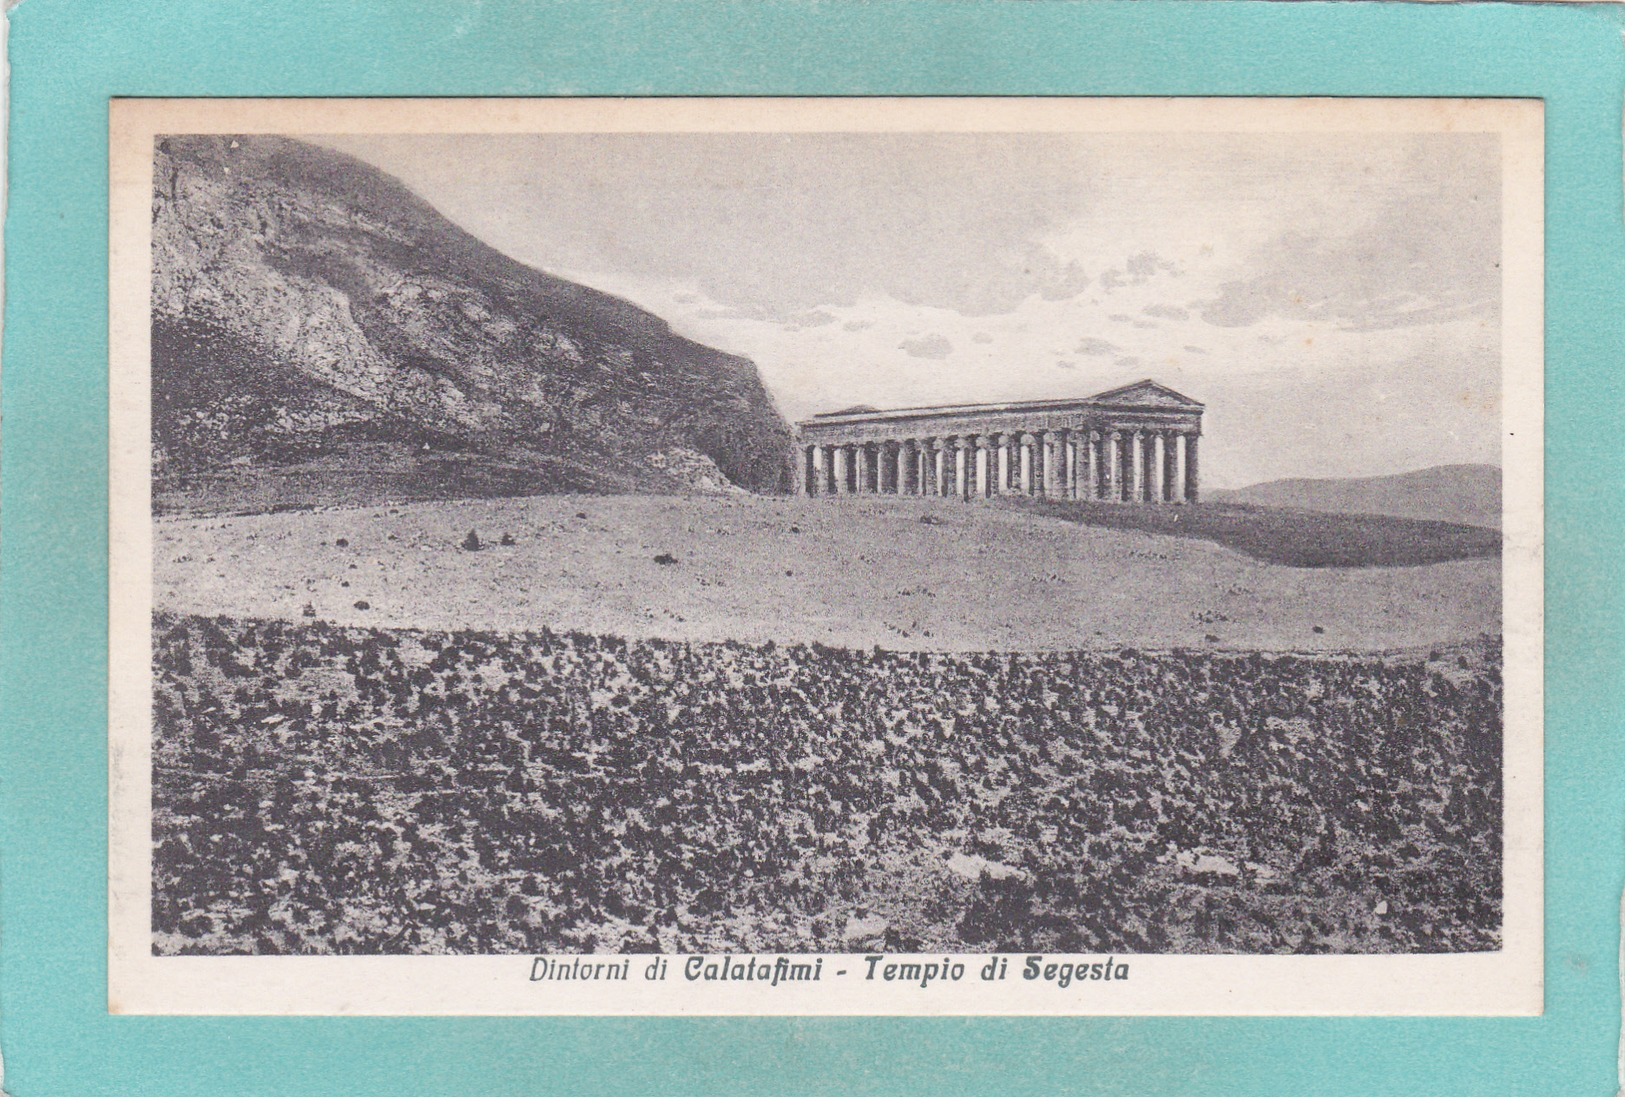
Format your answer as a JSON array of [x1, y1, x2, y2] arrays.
[[153, 613, 1502, 955]]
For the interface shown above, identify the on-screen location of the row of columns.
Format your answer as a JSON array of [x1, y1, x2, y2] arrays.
[[796, 428, 1198, 503]]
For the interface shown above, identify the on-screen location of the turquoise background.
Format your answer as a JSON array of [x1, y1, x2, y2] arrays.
[[3, 0, 1621, 1092]]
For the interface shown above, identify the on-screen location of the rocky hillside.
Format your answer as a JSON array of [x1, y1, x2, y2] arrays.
[[151, 135, 791, 513], [1208, 464, 1502, 530]]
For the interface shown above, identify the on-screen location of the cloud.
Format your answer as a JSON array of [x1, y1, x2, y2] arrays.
[[782, 309, 837, 330], [1100, 251, 1180, 292], [891, 240, 1090, 315], [1144, 303, 1190, 321], [1056, 359, 1078, 371], [1333, 301, 1496, 333], [338, 131, 1108, 323], [322, 129, 1503, 489], [1033, 256, 1092, 302], [1194, 143, 1500, 331], [899, 334, 953, 359]]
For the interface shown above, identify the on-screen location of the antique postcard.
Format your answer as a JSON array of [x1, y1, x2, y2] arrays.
[[107, 96, 1542, 1015]]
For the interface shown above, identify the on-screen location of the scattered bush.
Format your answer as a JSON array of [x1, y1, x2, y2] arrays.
[[151, 613, 1502, 957]]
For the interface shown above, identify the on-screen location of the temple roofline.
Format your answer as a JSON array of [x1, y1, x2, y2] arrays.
[[801, 378, 1203, 427]]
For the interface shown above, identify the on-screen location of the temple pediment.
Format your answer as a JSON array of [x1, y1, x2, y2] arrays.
[[1088, 379, 1204, 409]]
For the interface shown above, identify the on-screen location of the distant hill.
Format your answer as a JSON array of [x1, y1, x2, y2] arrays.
[[151, 135, 791, 514], [1208, 465, 1502, 529]]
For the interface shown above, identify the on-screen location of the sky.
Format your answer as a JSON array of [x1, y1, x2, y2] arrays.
[[317, 130, 1502, 489]]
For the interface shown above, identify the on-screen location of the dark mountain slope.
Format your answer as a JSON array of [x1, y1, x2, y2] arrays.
[[151, 135, 791, 513], [1207, 464, 1502, 529]]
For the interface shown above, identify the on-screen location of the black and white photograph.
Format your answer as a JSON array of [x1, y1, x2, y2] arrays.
[[107, 97, 1542, 1015]]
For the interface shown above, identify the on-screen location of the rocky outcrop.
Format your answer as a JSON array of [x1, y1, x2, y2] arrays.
[[151, 135, 791, 512]]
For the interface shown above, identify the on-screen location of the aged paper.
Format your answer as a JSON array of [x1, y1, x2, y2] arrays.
[[108, 96, 1542, 1015]]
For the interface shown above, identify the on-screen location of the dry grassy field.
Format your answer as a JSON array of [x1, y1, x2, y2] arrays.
[[150, 493, 1504, 956], [155, 492, 1499, 653]]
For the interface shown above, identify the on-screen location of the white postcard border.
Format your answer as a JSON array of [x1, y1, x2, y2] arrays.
[[108, 96, 1543, 1016]]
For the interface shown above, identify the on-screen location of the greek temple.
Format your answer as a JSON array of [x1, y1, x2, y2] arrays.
[[793, 379, 1203, 503]]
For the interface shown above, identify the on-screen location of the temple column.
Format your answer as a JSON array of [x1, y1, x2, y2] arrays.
[[1150, 432, 1166, 504], [1019, 434, 1034, 495], [1039, 431, 1056, 498], [1185, 434, 1200, 503], [855, 444, 872, 494], [1163, 433, 1178, 503], [1106, 430, 1122, 501], [831, 445, 848, 495], [952, 438, 968, 499], [974, 436, 990, 498], [1171, 434, 1186, 503], [997, 434, 1012, 495], [932, 439, 948, 498], [1145, 434, 1156, 502], [1063, 431, 1077, 499], [1087, 431, 1102, 500], [915, 440, 929, 495], [1130, 431, 1146, 502], [809, 445, 825, 496]]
